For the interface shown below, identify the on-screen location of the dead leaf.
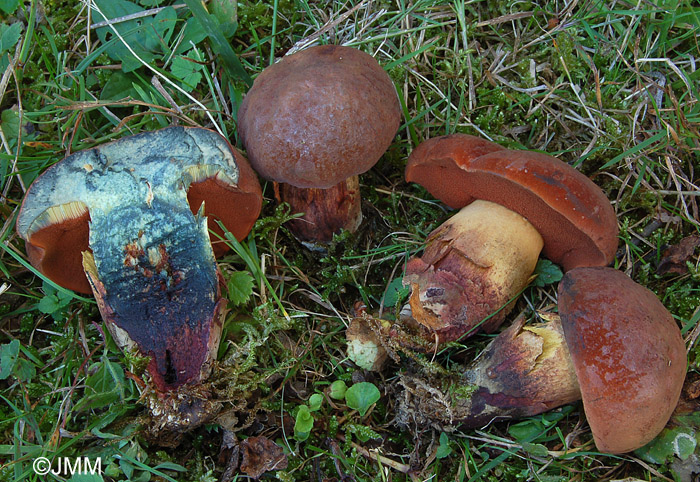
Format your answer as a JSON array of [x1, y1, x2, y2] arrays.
[[240, 436, 288, 479], [218, 430, 239, 482], [657, 235, 700, 275]]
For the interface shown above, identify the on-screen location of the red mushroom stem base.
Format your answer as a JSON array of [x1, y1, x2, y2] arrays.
[[274, 175, 362, 247], [403, 199, 544, 342]]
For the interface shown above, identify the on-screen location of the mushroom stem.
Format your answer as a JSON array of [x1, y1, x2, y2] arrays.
[[346, 315, 390, 371], [398, 314, 581, 429], [403, 200, 544, 342], [274, 175, 362, 246], [82, 200, 225, 392]]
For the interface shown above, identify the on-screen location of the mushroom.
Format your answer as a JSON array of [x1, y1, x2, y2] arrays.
[[237, 44, 401, 247], [557, 267, 686, 453], [16, 126, 263, 392], [398, 267, 686, 454], [402, 134, 618, 342]]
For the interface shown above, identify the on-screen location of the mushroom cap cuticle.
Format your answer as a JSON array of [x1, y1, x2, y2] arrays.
[[405, 133, 619, 271], [238, 44, 401, 189], [558, 266, 686, 454]]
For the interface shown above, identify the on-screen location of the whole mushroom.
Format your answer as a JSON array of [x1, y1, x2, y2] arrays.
[[402, 134, 619, 342], [16, 126, 262, 392], [237, 44, 401, 247], [398, 267, 686, 454]]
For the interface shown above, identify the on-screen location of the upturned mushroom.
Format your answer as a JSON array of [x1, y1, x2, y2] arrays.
[[237, 44, 401, 247], [403, 134, 618, 342], [16, 126, 262, 392], [398, 267, 686, 454]]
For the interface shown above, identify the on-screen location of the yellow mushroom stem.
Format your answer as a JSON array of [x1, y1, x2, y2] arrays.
[[404, 199, 544, 342]]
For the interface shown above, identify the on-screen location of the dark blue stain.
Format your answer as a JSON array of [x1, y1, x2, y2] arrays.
[[90, 197, 218, 384]]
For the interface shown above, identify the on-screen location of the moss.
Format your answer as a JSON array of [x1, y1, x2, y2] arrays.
[[25, 381, 52, 402], [345, 423, 381, 442], [19, 313, 34, 335], [451, 383, 479, 401], [664, 284, 700, 322], [552, 31, 583, 80]]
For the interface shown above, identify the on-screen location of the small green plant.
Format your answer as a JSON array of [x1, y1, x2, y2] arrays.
[[344, 382, 380, 417], [436, 432, 453, 459], [531, 259, 564, 287], [293, 405, 314, 442], [329, 380, 347, 400], [0, 339, 36, 383], [227, 271, 255, 307], [293, 382, 381, 442], [0, 21, 22, 71], [381, 276, 410, 308], [293, 393, 324, 442], [0, 0, 20, 15], [636, 426, 697, 464], [36, 281, 74, 321], [91, 0, 206, 74], [636, 411, 700, 466], [0, 339, 20, 380]]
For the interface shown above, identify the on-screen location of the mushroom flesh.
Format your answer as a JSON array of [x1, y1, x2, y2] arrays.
[[16, 126, 262, 392]]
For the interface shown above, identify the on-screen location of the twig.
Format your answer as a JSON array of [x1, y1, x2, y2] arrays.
[[350, 441, 416, 478], [476, 11, 535, 27], [151, 76, 183, 115]]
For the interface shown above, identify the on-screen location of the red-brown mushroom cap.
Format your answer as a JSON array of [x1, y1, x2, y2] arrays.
[[237, 44, 401, 189], [17, 126, 262, 294], [558, 267, 686, 454], [405, 134, 618, 271]]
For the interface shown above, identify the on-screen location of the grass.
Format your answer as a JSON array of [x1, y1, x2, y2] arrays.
[[1, 0, 699, 480]]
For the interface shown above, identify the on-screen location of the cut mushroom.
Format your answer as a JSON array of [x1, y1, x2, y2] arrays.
[[403, 134, 618, 342], [238, 44, 401, 247], [398, 267, 686, 454], [16, 126, 263, 392]]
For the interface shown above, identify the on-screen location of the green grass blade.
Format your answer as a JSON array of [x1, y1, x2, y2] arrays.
[[183, 0, 252, 87]]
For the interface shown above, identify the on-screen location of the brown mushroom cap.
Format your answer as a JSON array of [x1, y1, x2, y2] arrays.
[[405, 134, 618, 271], [17, 127, 262, 294], [558, 267, 686, 454], [237, 45, 401, 189]]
